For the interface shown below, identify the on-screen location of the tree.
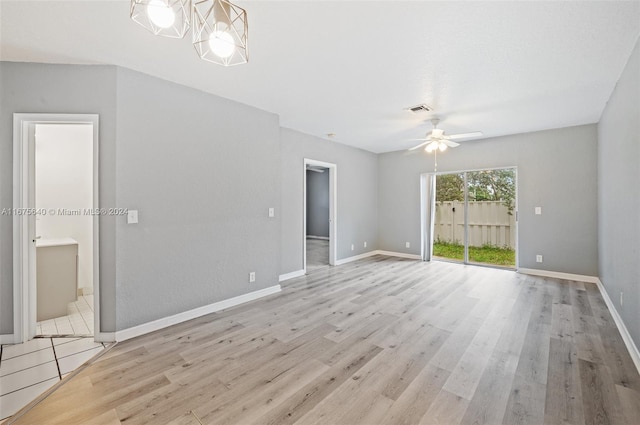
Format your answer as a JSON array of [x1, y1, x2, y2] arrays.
[[436, 169, 516, 214], [436, 173, 464, 201], [468, 169, 516, 213]]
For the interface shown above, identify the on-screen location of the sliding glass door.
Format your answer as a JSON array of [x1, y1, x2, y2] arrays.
[[431, 168, 517, 269]]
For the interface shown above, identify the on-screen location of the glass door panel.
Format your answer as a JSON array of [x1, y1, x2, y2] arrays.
[[466, 169, 516, 268], [433, 173, 465, 263]]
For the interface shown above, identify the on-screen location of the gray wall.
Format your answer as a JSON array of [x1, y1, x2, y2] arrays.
[[281, 128, 378, 275], [598, 38, 640, 348], [306, 170, 329, 238], [115, 67, 281, 330], [0, 62, 282, 335], [0, 62, 118, 334], [378, 124, 599, 276]]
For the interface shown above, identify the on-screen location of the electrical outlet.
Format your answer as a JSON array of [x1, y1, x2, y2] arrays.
[[620, 292, 623, 306], [535, 207, 542, 215], [249, 272, 256, 283], [351, 244, 354, 251], [364, 241, 367, 248], [406, 242, 410, 248], [536, 255, 543, 263], [268, 207, 275, 218]]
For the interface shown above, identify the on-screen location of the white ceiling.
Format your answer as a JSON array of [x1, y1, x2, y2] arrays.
[[1, 1, 639, 153]]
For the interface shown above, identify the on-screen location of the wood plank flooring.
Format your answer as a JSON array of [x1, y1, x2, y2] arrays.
[[7, 256, 640, 425]]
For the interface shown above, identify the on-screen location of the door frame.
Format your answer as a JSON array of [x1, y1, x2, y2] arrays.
[[303, 159, 337, 272], [421, 165, 519, 269], [12, 113, 101, 343]]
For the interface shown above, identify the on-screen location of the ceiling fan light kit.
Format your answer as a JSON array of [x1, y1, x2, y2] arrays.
[[130, 0, 248, 66], [408, 117, 482, 154]]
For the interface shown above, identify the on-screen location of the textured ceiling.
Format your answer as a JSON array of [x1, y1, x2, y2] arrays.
[[1, 1, 639, 153]]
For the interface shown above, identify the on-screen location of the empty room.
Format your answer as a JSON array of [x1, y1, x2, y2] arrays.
[[0, 1, 639, 424]]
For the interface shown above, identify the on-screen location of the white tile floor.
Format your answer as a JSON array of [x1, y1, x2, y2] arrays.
[[0, 337, 106, 420], [37, 295, 94, 336]]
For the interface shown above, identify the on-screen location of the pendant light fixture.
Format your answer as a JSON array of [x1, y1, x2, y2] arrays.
[[130, 0, 191, 38], [130, 0, 248, 66], [193, 0, 248, 66]]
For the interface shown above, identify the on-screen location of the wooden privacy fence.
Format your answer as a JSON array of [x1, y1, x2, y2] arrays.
[[434, 201, 516, 249]]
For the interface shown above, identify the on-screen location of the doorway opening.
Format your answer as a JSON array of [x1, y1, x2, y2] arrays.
[[303, 159, 337, 273], [13, 114, 100, 343], [423, 167, 517, 269]]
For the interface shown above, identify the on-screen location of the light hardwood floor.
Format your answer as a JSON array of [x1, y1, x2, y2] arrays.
[[306, 238, 329, 271], [8, 256, 640, 424]]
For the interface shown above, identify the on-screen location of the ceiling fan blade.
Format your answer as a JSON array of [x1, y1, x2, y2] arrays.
[[408, 141, 430, 150], [442, 140, 460, 148], [447, 131, 483, 140]]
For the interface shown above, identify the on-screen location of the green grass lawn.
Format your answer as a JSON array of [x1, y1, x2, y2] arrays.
[[433, 241, 515, 267]]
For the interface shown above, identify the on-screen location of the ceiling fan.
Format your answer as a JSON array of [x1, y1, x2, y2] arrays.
[[409, 118, 483, 152]]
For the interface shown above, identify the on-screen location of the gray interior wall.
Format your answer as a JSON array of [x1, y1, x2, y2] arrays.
[[378, 124, 599, 276], [281, 128, 378, 275], [115, 68, 281, 330], [0, 62, 118, 334], [598, 38, 640, 348], [306, 170, 330, 238]]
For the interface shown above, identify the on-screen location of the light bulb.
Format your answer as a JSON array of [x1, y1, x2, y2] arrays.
[[208, 30, 235, 58], [425, 143, 435, 153], [146, 0, 176, 29], [439, 143, 447, 152]]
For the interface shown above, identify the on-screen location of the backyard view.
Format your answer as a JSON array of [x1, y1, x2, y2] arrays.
[[433, 241, 515, 266], [434, 169, 516, 268]]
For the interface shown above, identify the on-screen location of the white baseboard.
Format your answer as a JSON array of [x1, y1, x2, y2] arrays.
[[0, 334, 18, 344], [114, 285, 282, 342], [80, 286, 94, 296], [517, 268, 599, 284], [95, 332, 116, 343], [335, 251, 379, 265], [595, 278, 640, 374], [376, 250, 422, 260], [279, 269, 305, 282], [306, 235, 330, 240], [335, 250, 421, 266]]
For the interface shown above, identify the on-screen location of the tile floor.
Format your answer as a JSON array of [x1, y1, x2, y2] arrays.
[[0, 294, 101, 421], [0, 337, 106, 421], [36, 295, 94, 336]]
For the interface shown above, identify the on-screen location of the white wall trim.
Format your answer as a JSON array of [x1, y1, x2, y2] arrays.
[[114, 285, 282, 342], [594, 278, 640, 374], [517, 268, 600, 283], [377, 250, 422, 260], [303, 158, 337, 274], [306, 235, 330, 241], [335, 251, 379, 265], [94, 332, 115, 343], [279, 270, 305, 282], [335, 250, 421, 265], [12, 113, 100, 344], [0, 334, 18, 344]]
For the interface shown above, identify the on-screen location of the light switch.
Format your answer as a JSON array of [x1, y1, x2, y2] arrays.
[[127, 210, 138, 224], [268, 207, 275, 218], [535, 207, 542, 215]]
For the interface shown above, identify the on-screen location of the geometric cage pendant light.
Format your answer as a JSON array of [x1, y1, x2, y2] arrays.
[[130, 0, 191, 38], [193, 0, 248, 66], [130, 0, 248, 66]]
